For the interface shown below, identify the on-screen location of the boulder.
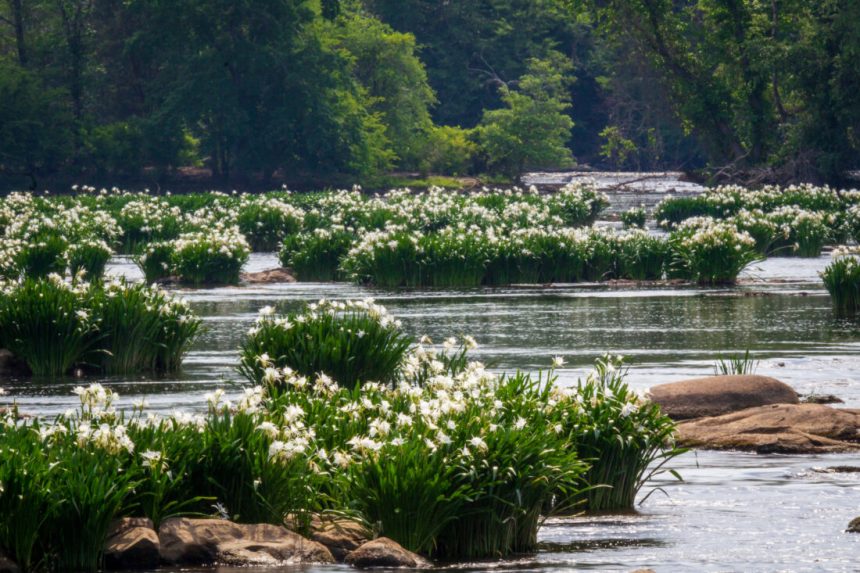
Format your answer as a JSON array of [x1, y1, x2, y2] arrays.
[[158, 518, 334, 566], [677, 403, 860, 454], [104, 517, 160, 570], [0, 552, 19, 573], [649, 375, 798, 420], [345, 537, 431, 569], [241, 267, 296, 284], [309, 516, 369, 561], [847, 517, 860, 533]]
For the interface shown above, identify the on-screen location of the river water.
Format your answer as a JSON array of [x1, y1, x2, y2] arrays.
[[4, 176, 860, 571]]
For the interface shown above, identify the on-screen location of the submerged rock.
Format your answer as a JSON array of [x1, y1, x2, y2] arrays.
[[0, 551, 19, 573], [677, 403, 860, 454], [800, 393, 844, 405], [649, 375, 798, 420], [104, 517, 160, 570], [345, 537, 431, 569], [309, 516, 370, 561], [158, 518, 334, 566], [241, 267, 296, 284], [0, 349, 28, 377]]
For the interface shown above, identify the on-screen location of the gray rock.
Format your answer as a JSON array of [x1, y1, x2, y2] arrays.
[[345, 537, 431, 569], [847, 517, 860, 533], [649, 375, 798, 420], [158, 518, 334, 566], [104, 517, 160, 570], [241, 267, 296, 284]]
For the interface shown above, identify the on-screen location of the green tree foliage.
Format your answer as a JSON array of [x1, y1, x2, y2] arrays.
[[476, 55, 575, 176], [335, 12, 436, 170], [0, 61, 73, 181]]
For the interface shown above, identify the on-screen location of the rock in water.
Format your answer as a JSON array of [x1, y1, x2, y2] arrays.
[[0, 551, 19, 573], [0, 349, 28, 377], [158, 518, 334, 566], [241, 267, 296, 284], [677, 403, 860, 454], [345, 537, 431, 569], [309, 516, 369, 561], [649, 375, 798, 420], [104, 517, 160, 570], [847, 517, 860, 533]]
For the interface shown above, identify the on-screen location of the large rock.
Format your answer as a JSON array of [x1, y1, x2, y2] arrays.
[[309, 516, 369, 561], [649, 375, 798, 420], [158, 518, 334, 566], [345, 537, 431, 569], [241, 267, 296, 284], [677, 403, 860, 454], [104, 517, 160, 570]]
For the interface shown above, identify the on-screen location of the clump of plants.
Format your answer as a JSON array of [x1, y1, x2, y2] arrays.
[[0, 276, 201, 377], [279, 226, 356, 281], [821, 247, 860, 317], [669, 220, 758, 285], [68, 237, 113, 280], [236, 197, 304, 251], [170, 227, 250, 286], [239, 298, 414, 391], [713, 349, 758, 375], [620, 206, 647, 229]]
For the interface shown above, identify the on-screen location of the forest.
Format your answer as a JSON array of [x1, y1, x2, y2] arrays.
[[0, 0, 858, 188]]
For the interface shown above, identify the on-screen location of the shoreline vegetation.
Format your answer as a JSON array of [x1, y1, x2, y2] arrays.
[[0, 299, 684, 572]]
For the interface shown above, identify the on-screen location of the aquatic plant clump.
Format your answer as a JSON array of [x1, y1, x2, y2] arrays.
[[236, 196, 304, 251], [279, 226, 356, 281], [620, 206, 647, 229], [0, 277, 201, 377], [669, 220, 759, 285], [549, 355, 684, 511], [239, 298, 414, 391], [171, 227, 250, 286], [821, 247, 860, 316]]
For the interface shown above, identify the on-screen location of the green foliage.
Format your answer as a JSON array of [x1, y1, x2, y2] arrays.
[[68, 238, 113, 280], [134, 241, 174, 283], [821, 250, 860, 317], [279, 226, 355, 281], [0, 277, 200, 377], [0, 61, 73, 177], [556, 355, 684, 511], [476, 54, 575, 176], [600, 126, 638, 169], [171, 228, 250, 286], [236, 198, 304, 252], [620, 206, 646, 229], [713, 349, 758, 376], [239, 299, 415, 391], [420, 125, 477, 176], [669, 221, 759, 285]]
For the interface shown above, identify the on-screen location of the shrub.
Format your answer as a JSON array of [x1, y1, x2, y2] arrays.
[[236, 197, 304, 252], [171, 227, 250, 286], [821, 247, 860, 316], [239, 299, 414, 391], [669, 220, 759, 285], [621, 206, 647, 229]]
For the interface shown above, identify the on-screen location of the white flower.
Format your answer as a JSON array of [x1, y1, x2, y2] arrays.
[[552, 356, 565, 368]]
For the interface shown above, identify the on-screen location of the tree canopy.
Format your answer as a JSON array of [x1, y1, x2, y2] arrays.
[[0, 0, 857, 186]]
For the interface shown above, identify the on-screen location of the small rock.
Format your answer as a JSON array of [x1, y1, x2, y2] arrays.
[[649, 375, 799, 420], [0, 349, 28, 377], [345, 537, 431, 569], [677, 403, 860, 454], [158, 518, 334, 566], [0, 552, 19, 573], [104, 517, 160, 570], [847, 517, 860, 533], [310, 516, 370, 561], [630, 569, 656, 573], [800, 393, 844, 405], [241, 267, 296, 284]]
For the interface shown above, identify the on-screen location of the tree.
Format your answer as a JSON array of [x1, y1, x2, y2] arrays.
[[476, 54, 575, 176], [0, 61, 73, 183]]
